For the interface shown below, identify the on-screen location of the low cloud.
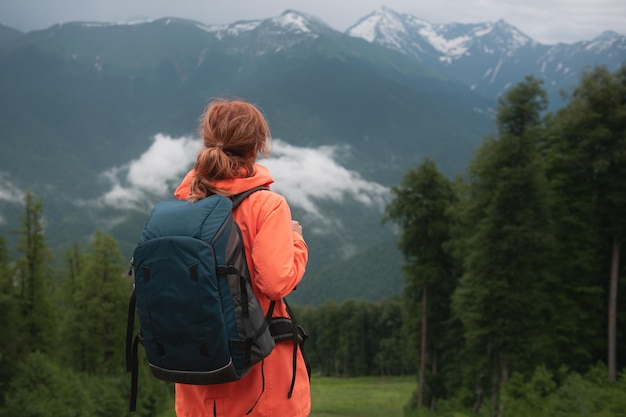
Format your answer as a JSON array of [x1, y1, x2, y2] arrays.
[[98, 135, 389, 217], [0, 174, 25, 225], [264, 139, 389, 216], [0, 174, 24, 204], [99, 133, 201, 209]]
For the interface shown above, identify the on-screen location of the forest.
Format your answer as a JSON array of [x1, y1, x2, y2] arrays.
[[0, 65, 625, 417]]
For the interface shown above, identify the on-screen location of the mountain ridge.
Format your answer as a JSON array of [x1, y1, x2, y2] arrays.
[[0, 10, 494, 291], [346, 7, 626, 107], [0, 8, 623, 304]]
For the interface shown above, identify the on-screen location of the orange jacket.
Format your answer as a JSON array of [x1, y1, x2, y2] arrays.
[[173, 164, 310, 417]]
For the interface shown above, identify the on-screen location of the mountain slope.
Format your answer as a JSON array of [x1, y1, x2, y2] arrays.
[[0, 11, 495, 293], [0, 23, 22, 47], [3, 18, 218, 76], [2, 8, 623, 304], [289, 238, 405, 306], [0, 11, 494, 190]]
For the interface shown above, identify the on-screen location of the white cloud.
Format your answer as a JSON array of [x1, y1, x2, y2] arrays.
[[264, 139, 389, 217], [97, 134, 389, 217], [0, 174, 25, 204], [0, 174, 25, 225], [99, 133, 201, 209]]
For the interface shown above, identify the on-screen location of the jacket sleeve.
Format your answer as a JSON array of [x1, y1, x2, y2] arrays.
[[251, 194, 308, 300]]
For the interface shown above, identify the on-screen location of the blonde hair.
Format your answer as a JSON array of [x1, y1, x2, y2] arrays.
[[189, 99, 271, 201]]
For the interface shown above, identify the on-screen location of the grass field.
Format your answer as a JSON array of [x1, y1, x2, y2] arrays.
[[156, 375, 417, 417], [310, 375, 416, 417]]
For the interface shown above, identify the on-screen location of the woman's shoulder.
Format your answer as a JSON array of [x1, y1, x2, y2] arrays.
[[249, 187, 287, 208], [242, 187, 291, 221]]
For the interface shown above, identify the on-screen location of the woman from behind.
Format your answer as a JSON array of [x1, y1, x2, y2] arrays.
[[173, 98, 310, 417]]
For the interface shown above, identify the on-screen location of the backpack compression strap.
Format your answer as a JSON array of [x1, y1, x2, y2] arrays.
[[125, 288, 141, 412], [231, 186, 311, 397]]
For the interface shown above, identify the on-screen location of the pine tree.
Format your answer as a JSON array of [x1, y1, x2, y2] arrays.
[[0, 235, 19, 402], [452, 76, 552, 415], [542, 95, 605, 372], [61, 231, 131, 374], [385, 158, 457, 409], [57, 243, 86, 367], [13, 191, 58, 360], [546, 65, 626, 381]]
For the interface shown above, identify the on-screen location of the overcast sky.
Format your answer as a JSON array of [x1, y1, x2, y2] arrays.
[[2, 0, 625, 44]]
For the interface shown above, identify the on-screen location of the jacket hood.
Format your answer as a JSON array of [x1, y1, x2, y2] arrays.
[[174, 163, 275, 200]]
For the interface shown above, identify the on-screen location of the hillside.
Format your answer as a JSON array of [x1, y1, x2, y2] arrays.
[[2, 9, 620, 304], [0, 23, 22, 47], [0, 12, 493, 283]]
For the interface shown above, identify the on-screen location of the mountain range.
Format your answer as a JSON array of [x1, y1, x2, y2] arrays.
[[347, 7, 626, 108], [0, 8, 624, 305]]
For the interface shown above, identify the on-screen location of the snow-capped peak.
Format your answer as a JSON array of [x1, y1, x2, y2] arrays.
[[272, 10, 329, 33], [214, 19, 261, 39], [347, 8, 535, 62], [273, 10, 313, 33], [211, 10, 327, 55], [347, 7, 432, 55], [582, 30, 626, 53], [214, 10, 327, 41], [347, 6, 428, 43]]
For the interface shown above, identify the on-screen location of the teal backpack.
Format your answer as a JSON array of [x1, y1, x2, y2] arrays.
[[125, 187, 308, 412]]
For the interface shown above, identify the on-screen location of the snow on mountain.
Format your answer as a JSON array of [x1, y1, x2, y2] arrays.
[[8, 8, 623, 110], [213, 20, 261, 39], [348, 7, 439, 63], [272, 10, 324, 34], [211, 10, 328, 55], [347, 6, 626, 108], [348, 6, 428, 45], [214, 10, 327, 40], [584, 31, 626, 54], [347, 7, 534, 63]]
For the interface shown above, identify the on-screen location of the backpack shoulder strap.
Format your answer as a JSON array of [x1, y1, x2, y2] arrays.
[[230, 185, 310, 397], [231, 186, 270, 209]]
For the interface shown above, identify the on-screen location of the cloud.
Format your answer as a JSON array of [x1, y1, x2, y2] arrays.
[[99, 133, 201, 209], [97, 134, 389, 217], [0, 174, 25, 204], [0, 174, 25, 225], [263, 139, 389, 217]]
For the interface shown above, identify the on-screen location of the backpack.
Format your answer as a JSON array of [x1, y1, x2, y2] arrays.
[[125, 186, 309, 412]]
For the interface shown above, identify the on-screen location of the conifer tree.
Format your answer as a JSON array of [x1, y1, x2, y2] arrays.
[[546, 65, 626, 381], [309, 300, 341, 376], [385, 158, 457, 409], [62, 231, 131, 374], [58, 243, 86, 367], [13, 192, 58, 360], [542, 96, 604, 372], [0, 235, 19, 402], [452, 76, 551, 415]]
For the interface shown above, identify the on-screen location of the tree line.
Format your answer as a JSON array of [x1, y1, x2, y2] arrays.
[[0, 191, 415, 417], [381, 65, 626, 416], [0, 194, 170, 417], [0, 65, 624, 417]]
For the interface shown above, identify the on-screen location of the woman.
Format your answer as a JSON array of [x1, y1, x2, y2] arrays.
[[173, 98, 310, 417]]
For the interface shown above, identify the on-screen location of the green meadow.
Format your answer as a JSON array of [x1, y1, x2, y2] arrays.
[[310, 376, 415, 417]]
